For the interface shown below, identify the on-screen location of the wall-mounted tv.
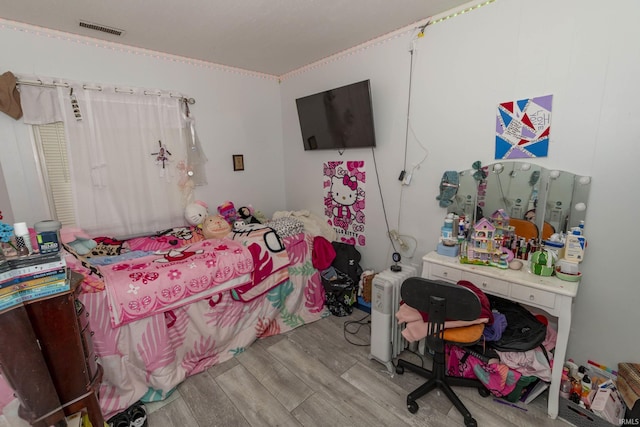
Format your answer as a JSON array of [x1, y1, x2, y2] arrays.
[[295, 79, 376, 151]]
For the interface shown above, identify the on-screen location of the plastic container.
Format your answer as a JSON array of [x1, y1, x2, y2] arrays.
[[582, 375, 592, 400], [560, 374, 572, 399], [441, 218, 454, 241], [13, 222, 34, 254], [34, 220, 62, 254], [564, 228, 586, 263]]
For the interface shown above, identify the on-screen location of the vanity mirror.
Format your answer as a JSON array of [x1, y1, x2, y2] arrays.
[[447, 161, 591, 241]]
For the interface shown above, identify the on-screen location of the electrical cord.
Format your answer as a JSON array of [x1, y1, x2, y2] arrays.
[[372, 28, 431, 259], [371, 147, 398, 254], [343, 312, 371, 346]]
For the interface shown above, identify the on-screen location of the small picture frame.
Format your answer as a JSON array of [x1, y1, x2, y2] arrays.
[[233, 154, 244, 171]]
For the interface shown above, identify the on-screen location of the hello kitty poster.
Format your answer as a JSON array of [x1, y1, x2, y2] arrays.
[[323, 161, 366, 246]]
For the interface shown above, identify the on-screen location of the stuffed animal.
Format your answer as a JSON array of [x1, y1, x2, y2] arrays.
[[237, 205, 261, 224], [217, 201, 238, 224], [233, 219, 247, 231], [185, 200, 208, 227], [202, 215, 232, 239]]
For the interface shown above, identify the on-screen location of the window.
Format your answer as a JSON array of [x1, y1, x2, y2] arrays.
[[32, 122, 76, 226]]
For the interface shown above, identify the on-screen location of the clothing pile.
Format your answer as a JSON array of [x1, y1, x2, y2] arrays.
[[395, 280, 558, 399]]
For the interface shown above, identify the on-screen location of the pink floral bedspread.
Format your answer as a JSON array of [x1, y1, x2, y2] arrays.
[[78, 232, 327, 419], [99, 238, 254, 327]]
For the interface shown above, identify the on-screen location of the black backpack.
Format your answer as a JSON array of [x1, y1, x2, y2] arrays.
[[486, 295, 547, 352], [331, 242, 363, 284]]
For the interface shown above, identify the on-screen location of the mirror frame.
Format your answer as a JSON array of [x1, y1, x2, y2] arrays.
[[448, 162, 591, 241]]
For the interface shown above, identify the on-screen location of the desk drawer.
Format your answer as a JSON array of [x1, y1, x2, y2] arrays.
[[428, 264, 462, 283], [462, 271, 509, 297], [511, 284, 556, 309]]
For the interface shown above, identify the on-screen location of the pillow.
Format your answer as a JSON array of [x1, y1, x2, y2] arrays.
[[264, 217, 304, 238], [160, 226, 205, 246], [89, 236, 126, 257], [125, 235, 179, 252]]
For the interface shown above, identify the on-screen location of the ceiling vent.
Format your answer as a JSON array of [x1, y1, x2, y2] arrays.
[[79, 20, 124, 36]]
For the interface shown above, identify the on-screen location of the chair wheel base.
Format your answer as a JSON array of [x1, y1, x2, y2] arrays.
[[407, 400, 418, 414], [396, 365, 404, 375], [464, 417, 478, 427], [478, 386, 490, 397]]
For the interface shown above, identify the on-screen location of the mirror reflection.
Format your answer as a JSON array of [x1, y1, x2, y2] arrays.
[[447, 161, 591, 241]]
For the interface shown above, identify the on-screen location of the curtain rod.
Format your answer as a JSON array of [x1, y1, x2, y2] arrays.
[[16, 77, 193, 102]]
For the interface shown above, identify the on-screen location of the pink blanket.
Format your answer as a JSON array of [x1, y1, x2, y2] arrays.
[[100, 238, 253, 327], [228, 225, 292, 302], [88, 232, 325, 419]]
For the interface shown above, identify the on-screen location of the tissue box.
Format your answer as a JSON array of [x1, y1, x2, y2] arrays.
[[436, 242, 459, 257], [591, 388, 626, 425]]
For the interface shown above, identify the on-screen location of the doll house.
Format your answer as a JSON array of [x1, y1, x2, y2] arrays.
[[461, 217, 508, 268], [490, 209, 514, 247]]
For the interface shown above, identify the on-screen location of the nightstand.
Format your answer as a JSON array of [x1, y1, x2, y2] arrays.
[[0, 271, 104, 427]]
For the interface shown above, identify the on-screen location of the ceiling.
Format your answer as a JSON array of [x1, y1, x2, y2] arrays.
[[0, 0, 470, 76]]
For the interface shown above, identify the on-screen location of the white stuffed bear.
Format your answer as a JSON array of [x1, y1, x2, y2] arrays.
[[185, 200, 209, 227]]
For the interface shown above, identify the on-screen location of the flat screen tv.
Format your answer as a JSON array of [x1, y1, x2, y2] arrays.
[[295, 80, 376, 151]]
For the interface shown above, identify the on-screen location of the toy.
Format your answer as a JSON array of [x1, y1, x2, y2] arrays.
[[237, 206, 261, 224], [217, 201, 237, 224], [233, 219, 247, 231], [185, 200, 208, 227], [202, 215, 231, 239], [459, 217, 508, 269]]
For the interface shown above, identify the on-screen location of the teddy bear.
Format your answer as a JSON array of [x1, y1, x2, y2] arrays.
[[202, 214, 232, 239], [185, 200, 208, 227]]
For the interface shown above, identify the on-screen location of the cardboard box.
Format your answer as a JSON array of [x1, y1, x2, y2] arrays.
[[591, 388, 626, 425]]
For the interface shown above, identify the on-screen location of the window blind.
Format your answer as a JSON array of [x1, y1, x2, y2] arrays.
[[33, 122, 76, 226]]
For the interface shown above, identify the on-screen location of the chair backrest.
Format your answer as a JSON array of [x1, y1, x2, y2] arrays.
[[542, 222, 555, 240], [401, 277, 482, 351], [509, 218, 539, 241], [401, 277, 481, 322]]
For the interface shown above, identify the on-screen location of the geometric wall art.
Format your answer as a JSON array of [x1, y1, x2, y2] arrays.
[[495, 94, 553, 160]]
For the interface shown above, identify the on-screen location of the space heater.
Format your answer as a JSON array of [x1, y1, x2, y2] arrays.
[[369, 264, 418, 374]]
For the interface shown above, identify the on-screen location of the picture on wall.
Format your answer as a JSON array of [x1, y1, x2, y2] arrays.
[[495, 94, 552, 159], [323, 161, 366, 246]]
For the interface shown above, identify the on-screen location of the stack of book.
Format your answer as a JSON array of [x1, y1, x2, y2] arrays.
[[0, 253, 68, 312]]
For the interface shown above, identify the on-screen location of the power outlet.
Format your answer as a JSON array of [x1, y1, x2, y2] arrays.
[[402, 172, 412, 186]]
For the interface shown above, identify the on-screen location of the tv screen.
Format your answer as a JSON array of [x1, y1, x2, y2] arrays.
[[295, 80, 376, 151]]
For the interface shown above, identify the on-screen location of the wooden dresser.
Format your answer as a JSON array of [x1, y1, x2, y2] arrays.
[[0, 272, 104, 427]]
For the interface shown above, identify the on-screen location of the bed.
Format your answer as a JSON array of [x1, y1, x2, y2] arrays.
[[62, 221, 328, 419]]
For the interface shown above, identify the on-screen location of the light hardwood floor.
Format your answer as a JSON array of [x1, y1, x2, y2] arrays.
[[141, 308, 572, 427], [0, 307, 573, 427]]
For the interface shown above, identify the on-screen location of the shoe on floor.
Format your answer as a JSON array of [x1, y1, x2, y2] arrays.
[[106, 411, 130, 427], [127, 401, 148, 427]]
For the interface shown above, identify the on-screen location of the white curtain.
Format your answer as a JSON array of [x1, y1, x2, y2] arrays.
[[20, 79, 194, 237]]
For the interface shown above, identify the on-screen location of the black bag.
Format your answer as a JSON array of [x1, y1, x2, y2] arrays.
[[331, 242, 363, 284], [486, 295, 547, 352], [321, 269, 357, 317]]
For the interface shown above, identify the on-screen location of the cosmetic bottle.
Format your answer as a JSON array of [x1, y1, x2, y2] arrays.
[[13, 222, 33, 255], [560, 374, 572, 399]]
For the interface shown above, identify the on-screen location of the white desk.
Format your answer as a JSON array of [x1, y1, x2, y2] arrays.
[[421, 251, 579, 419]]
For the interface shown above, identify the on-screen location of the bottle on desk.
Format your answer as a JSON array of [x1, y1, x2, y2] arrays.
[[563, 223, 586, 263]]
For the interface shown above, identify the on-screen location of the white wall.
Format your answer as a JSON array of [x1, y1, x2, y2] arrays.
[[0, 22, 286, 227], [280, 0, 640, 367], [1, 0, 638, 369]]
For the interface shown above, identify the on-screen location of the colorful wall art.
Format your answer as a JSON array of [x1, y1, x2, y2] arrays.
[[495, 94, 553, 159], [323, 161, 366, 246]]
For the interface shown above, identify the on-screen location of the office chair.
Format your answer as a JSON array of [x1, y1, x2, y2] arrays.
[[395, 277, 489, 427]]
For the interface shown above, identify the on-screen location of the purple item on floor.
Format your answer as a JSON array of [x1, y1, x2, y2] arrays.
[[483, 311, 507, 341]]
